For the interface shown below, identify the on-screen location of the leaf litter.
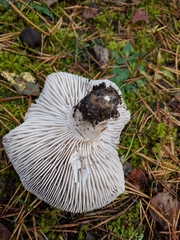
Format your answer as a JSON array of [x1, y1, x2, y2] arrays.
[[149, 192, 180, 230], [132, 8, 150, 24]]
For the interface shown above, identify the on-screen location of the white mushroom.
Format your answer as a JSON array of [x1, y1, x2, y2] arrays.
[[3, 72, 130, 213]]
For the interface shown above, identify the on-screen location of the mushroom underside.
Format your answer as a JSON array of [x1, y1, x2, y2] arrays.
[[3, 72, 130, 212]]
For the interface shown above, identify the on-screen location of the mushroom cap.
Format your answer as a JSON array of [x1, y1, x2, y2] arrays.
[[3, 72, 130, 213]]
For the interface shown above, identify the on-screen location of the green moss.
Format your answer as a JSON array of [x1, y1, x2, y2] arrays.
[[107, 202, 144, 239], [0, 100, 28, 135], [136, 30, 157, 52], [0, 51, 32, 74], [25, 12, 41, 26], [118, 77, 179, 164], [107, 40, 124, 51], [95, 11, 118, 31], [78, 224, 88, 240], [0, 8, 19, 25], [38, 209, 57, 235]]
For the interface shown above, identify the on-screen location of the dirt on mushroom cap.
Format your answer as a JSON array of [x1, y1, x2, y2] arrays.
[[74, 82, 122, 126]]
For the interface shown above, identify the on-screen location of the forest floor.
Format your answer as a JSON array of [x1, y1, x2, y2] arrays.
[[0, 0, 180, 239]]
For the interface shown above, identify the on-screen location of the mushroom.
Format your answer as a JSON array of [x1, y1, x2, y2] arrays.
[[3, 72, 130, 213]]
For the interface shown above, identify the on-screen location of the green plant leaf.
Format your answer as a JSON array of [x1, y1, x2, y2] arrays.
[[112, 51, 125, 64], [124, 84, 137, 92], [111, 68, 130, 88], [129, 51, 146, 60], [110, 76, 116, 83], [130, 52, 140, 60], [130, 61, 136, 71], [0, 0, 9, 7], [136, 79, 144, 87], [30, 2, 54, 20], [113, 67, 121, 75], [161, 69, 174, 80], [116, 55, 125, 64], [123, 43, 132, 58], [119, 68, 130, 80], [111, 50, 119, 59], [138, 64, 144, 71], [112, 68, 129, 80], [16, 196, 34, 211], [120, 86, 125, 94]]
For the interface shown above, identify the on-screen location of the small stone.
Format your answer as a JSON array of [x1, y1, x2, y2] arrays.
[[1, 71, 40, 96], [93, 45, 109, 69], [86, 232, 96, 240], [19, 27, 41, 48], [123, 161, 133, 175]]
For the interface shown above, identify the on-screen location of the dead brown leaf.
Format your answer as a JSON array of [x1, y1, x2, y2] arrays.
[[82, 4, 99, 19], [149, 192, 180, 230], [0, 223, 11, 240], [127, 167, 147, 190], [132, 8, 150, 24], [42, 0, 58, 7]]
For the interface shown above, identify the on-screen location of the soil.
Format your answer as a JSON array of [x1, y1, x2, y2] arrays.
[[74, 82, 122, 126]]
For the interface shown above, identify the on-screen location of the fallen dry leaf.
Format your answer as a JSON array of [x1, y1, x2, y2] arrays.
[[132, 8, 150, 24], [42, 0, 58, 6], [82, 4, 99, 19], [0, 223, 11, 240], [149, 192, 180, 230], [127, 167, 147, 190], [93, 45, 109, 69]]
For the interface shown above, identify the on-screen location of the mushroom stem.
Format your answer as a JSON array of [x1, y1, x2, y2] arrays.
[[70, 108, 108, 141], [69, 82, 122, 141]]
